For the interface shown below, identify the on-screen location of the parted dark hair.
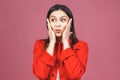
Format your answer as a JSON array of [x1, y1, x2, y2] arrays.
[[45, 4, 78, 48]]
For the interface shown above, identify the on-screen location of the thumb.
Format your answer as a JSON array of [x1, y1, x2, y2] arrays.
[[69, 32, 73, 36]]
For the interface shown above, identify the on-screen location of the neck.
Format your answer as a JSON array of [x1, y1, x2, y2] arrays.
[[56, 36, 62, 42]]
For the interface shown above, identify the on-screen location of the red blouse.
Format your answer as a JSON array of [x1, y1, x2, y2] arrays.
[[32, 39, 88, 80]]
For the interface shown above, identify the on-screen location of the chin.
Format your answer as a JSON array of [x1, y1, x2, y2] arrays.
[[56, 33, 62, 37]]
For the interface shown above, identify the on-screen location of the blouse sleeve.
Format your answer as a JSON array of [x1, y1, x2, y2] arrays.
[[32, 40, 56, 79], [59, 41, 88, 79]]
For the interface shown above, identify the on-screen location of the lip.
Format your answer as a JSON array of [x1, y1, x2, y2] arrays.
[[55, 29, 61, 33]]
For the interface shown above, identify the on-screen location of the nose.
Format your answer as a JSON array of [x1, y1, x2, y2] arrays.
[[56, 21, 60, 27]]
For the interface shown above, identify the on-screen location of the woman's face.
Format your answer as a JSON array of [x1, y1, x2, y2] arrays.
[[49, 10, 69, 37]]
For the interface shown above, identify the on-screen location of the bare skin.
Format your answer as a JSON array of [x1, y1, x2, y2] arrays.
[[46, 10, 72, 56]]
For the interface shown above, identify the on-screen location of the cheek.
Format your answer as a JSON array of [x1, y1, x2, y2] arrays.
[[61, 23, 67, 30], [61, 26, 66, 33], [49, 25, 55, 32], [50, 23, 55, 29], [50, 22, 55, 27]]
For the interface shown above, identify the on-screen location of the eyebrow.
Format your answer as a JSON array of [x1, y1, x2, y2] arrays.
[[50, 16, 68, 18], [50, 16, 56, 18], [61, 16, 68, 18]]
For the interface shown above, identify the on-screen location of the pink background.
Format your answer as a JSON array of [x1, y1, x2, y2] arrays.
[[0, 0, 120, 80]]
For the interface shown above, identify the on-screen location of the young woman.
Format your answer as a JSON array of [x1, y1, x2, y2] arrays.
[[32, 4, 88, 80]]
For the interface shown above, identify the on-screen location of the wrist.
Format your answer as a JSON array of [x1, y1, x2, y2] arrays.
[[46, 42, 55, 56], [62, 39, 68, 44], [49, 41, 56, 45], [63, 41, 70, 50]]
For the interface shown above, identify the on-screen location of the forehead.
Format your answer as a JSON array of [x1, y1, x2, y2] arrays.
[[50, 10, 69, 18]]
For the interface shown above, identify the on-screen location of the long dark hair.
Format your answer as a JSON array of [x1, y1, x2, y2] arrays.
[[45, 4, 78, 48]]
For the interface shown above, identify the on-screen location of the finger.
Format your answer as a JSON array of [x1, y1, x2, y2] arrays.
[[67, 18, 72, 29], [68, 18, 72, 25], [47, 18, 52, 31], [47, 19, 55, 37], [65, 18, 72, 31], [47, 18, 50, 24], [69, 32, 73, 36], [64, 18, 72, 32]]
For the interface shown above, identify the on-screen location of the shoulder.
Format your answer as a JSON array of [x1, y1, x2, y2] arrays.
[[33, 39, 47, 48], [73, 40, 88, 49], [35, 39, 46, 44]]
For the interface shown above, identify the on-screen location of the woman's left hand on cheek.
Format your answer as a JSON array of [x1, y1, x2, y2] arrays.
[[62, 18, 72, 43]]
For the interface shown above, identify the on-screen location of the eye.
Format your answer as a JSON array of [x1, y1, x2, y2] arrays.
[[51, 19, 56, 22], [61, 19, 66, 22]]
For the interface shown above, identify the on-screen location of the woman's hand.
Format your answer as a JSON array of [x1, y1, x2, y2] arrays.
[[47, 18, 56, 44], [62, 18, 72, 49], [62, 18, 72, 43], [46, 19, 56, 56]]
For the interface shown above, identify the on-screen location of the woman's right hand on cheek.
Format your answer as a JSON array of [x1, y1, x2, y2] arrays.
[[47, 19, 56, 44], [46, 19, 56, 56]]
